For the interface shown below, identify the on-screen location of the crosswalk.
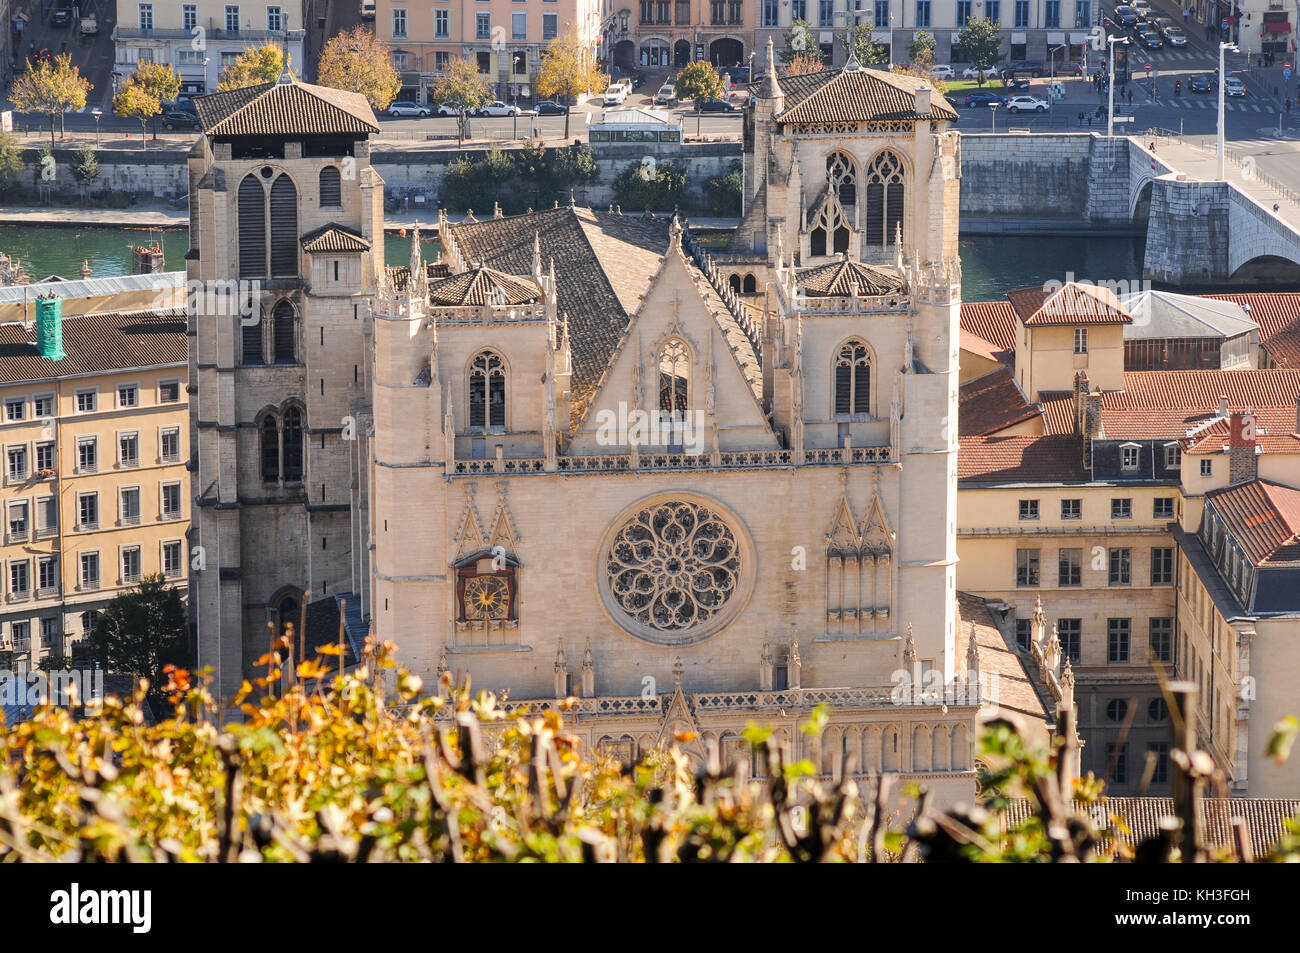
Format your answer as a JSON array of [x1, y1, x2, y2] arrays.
[[1136, 48, 1217, 65], [1145, 98, 1281, 112]]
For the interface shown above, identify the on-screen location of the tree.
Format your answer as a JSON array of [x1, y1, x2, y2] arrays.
[[783, 19, 821, 66], [71, 145, 99, 195], [431, 58, 493, 144], [128, 61, 181, 139], [85, 574, 188, 707], [705, 160, 743, 216], [219, 43, 287, 90], [907, 29, 937, 70], [0, 132, 23, 190], [535, 23, 609, 139], [839, 21, 890, 67], [316, 26, 401, 111], [956, 17, 1003, 85], [9, 54, 93, 148], [613, 159, 687, 212], [674, 61, 724, 109], [781, 54, 825, 77], [113, 81, 161, 150]]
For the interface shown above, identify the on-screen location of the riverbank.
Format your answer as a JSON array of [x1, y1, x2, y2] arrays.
[[0, 205, 187, 229]]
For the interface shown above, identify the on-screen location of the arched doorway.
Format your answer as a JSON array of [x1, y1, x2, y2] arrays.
[[613, 39, 636, 71], [709, 37, 744, 67], [674, 40, 691, 66], [640, 38, 670, 66]]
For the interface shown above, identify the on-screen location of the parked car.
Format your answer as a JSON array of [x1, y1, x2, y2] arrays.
[[965, 91, 1008, 107], [929, 64, 954, 79], [434, 103, 464, 117], [473, 101, 528, 117], [655, 83, 676, 105], [387, 101, 431, 117], [79, 14, 97, 34], [602, 84, 629, 106], [161, 111, 201, 130], [162, 97, 197, 115], [1223, 75, 1247, 97], [1053, 61, 1084, 76], [534, 101, 569, 115], [1002, 60, 1044, 77], [961, 65, 994, 79], [697, 97, 737, 112], [1131, 0, 1153, 20], [1005, 95, 1049, 113], [1163, 25, 1188, 46], [1136, 26, 1163, 49], [1189, 73, 1215, 93], [1114, 5, 1139, 28]]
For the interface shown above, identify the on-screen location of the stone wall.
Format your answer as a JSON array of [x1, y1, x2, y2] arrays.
[[959, 133, 1096, 222]]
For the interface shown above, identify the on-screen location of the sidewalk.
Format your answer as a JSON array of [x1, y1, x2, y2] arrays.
[[0, 204, 186, 228], [1146, 137, 1300, 226]]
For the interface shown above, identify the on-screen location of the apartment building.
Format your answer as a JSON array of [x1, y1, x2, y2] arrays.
[[0, 280, 188, 668], [375, 0, 602, 104], [113, 0, 306, 96], [608, 0, 752, 69]]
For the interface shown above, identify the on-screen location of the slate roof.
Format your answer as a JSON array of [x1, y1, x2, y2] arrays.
[[958, 368, 1041, 436], [426, 266, 542, 307], [774, 66, 959, 124], [301, 223, 370, 254], [1207, 292, 1300, 367], [958, 434, 1086, 484], [1008, 282, 1133, 327], [0, 310, 186, 385], [1123, 290, 1257, 340], [797, 259, 907, 297], [956, 592, 1052, 723], [998, 797, 1300, 858], [194, 79, 379, 137], [1205, 480, 1300, 566]]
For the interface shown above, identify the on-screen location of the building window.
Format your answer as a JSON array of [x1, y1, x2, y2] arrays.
[[1120, 444, 1139, 470], [272, 300, 296, 363], [1200, 459, 1213, 477], [139, 3, 154, 31], [261, 416, 279, 482], [834, 340, 870, 417], [469, 351, 507, 431], [393, 8, 407, 36], [76, 389, 96, 413], [7, 501, 28, 542], [1111, 498, 1132, 519], [915, 0, 931, 27], [267, 4, 282, 31], [1058, 548, 1081, 586], [162, 483, 182, 520], [1058, 618, 1081, 663], [269, 175, 298, 278], [711, 0, 724, 23], [1148, 742, 1169, 785], [183, 4, 197, 31], [4, 398, 24, 421], [1107, 618, 1131, 662], [658, 338, 690, 423], [1060, 498, 1081, 520], [875, 0, 890, 26], [282, 408, 304, 482], [225, 5, 240, 33], [1148, 696, 1169, 721], [791, 0, 807, 19], [1149, 618, 1173, 663], [1106, 698, 1128, 722], [77, 437, 97, 474], [80, 552, 100, 590], [120, 487, 141, 526], [35, 442, 54, 473], [10, 620, 30, 653], [1075, 0, 1091, 26], [7, 446, 27, 482], [511, 51, 527, 75], [819, 0, 834, 25], [37, 556, 57, 594], [163, 541, 183, 578], [238, 174, 266, 279], [1153, 496, 1174, 519], [477, 13, 490, 38], [509, 11, 524, 38], [1018, 499, 1039, 520], [542, 12, 557, 38], [763, 0, 778, 26], [36, 496, 56, 536], [242, 314, 264, 365], [956, 0, 972, 24], [1015, 619, 1032, 650], [1151, 547, 1174, 585], [435, 10, 449, 37], [1107, 743, 1128, 784], [9, 560, 29, 598], [159, 379, 181, 403], [1044, 0, 1060, 26], [640, 0, 653, 23], [1163, 444, 1181, 469], [434, 51, 450, 72], [161, 427, 181, 463], [1014, 0, 1029, 27], [1016, 548, 1040, 587], [865, 150, 905, 248], [985, 0, 999, 20], [318, 166, 342, 208], [1108, 547, 1131, 585], [119, 432, 139, 468], [34, 394, 53, 418], [121, 546, 142, 585]]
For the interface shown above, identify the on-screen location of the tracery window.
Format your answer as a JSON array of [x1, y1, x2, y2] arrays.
[[827, 152, 857, 208], [657, 338, 689, 415], [834, 340, 871, 416], [468, 351, 507, 430], [259, 406, 305, 484], [865, 150, 905, 247]]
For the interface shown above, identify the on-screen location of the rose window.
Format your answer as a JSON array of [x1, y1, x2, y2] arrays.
[[604, 501, 741, 636]]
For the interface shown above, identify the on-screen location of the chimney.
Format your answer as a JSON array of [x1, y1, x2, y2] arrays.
[[914, 86, 931, 116], [1218, 395, 1229, 417], [1081, 391, 1103, 469], [1228, 411, 1258, 486], [1073, 370, 1090, 435]]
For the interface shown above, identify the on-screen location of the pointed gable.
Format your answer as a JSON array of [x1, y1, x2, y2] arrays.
[[775, 67, 959, 124], [194, 79, 380, 137]]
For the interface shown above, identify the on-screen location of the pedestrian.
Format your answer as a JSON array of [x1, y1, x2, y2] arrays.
[[1274, 203, 1281, 213], [1078, 110, 1085, 125]]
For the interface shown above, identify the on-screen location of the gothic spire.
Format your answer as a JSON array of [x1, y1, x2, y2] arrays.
[[759, 36, 782, 99], [408, 222, 428, 300]]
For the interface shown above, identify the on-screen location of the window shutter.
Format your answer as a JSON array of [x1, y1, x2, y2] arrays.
[[260, 417, 279, 481], [270, 174, 298, 277], [854, 361, 869, 415], [834, 360, 852, 415], [242, 318, 264, 365], [319, 166, 341, 207], [865, 184, 884, 245], [282, 408, 304, 481], [238, 175, 266, 278], [273, 301, 295, 363]]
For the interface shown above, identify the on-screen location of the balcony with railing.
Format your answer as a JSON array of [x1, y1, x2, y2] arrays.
[[122, 571, 142, 585], [113, 26, 306, 42], [76, 521, 99, 533], [120, 514, 141, 527], [36, 525, 58, 540]]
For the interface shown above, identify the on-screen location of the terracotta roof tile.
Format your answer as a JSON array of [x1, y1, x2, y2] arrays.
[[301, 223, 370, 253], [1097, 369, 1300, 441], [775, 67, 959, 124], [1205, 479, 1300, 565], [0, 310, 186, 385], [426, 266, 542, 306], [1181, 407, 1300, 455], [195, 80, 379, 137], [957, 592, 1051, 722], [959, 367, 1041, 436], [960, 328, 1006, 365], [958, 434, 1085, 484], [960, 300, 1018, 352], [1038, 391, 1076, 436], [797, 259, 907, 297], [1207, 292, 1300, 368], [1009, 282, 1132, 327]]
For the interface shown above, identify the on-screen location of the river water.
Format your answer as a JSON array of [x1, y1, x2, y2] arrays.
[[0, 223, 1146, 303]]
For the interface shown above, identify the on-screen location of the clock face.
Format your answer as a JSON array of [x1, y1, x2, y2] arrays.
[[463, 574, 510, 621]]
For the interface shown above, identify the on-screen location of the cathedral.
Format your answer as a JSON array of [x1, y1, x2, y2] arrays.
[[187, 50, 1054, 801]]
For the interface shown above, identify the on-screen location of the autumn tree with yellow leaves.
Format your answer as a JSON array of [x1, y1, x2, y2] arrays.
[[316, 26, 401, 111], [8, 54, 93, 147], [535, 24, 608, 138], [219, 43, 289, 90]]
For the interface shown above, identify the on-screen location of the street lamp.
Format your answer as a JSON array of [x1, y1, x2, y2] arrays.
[[91, 108, 102, 147], [989, 100, 999, 132], [1218, 40, 1239, 180], [1107, 34, 1128, 138]]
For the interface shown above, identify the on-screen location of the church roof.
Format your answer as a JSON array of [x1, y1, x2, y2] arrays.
[[194, 78, 380, 137], [775, 67, 959, 124], [301, 223, 370, 254], [426, 266, 542, 306], [797, 259, 907, 297]]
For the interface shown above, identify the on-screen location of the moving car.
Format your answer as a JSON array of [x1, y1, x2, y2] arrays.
[[50, 7, 73, 26], [1002, 60, 1044, 77], [1005, 95, 1049, 113], [1223, 75, 1247, 96], [965, 91, 1007, 107], [534, 101, 569, 115], [1131, 0, 1153, 20], [1114, 5, 1139, 28], [697, 97, 737, 112], [161, 111, 201, 130], [929, 64, 954, 79], [473, 101, 529, 117], [603, 84, 629, 106], [1136, 26, 1163, 49], [1189, 73, 1215, 93], [1163, 25, 1188, 46], [387, 101, 431, 117], [655, 83, 676, 105]]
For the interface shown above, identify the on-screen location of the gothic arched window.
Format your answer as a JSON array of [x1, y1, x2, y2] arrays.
[[260, 415, 279, 482], [238, 174, 266, 279], [469, 351, 507, 430], [742, 273, 757, 293], [834, 340, 871, 416], [269, 173, 298, 277], [242, 314, 264, 365], [827, 152, 857, 208], [728, 274, 741, 293], [658, 338, 689, 415], [319, 166, 342, 207], [811, 227, 827, 257], [865, 151, 905, 247], [272, 300, 296, 363], [278, 594, 300, 639], [282, 407, 304, 482]]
